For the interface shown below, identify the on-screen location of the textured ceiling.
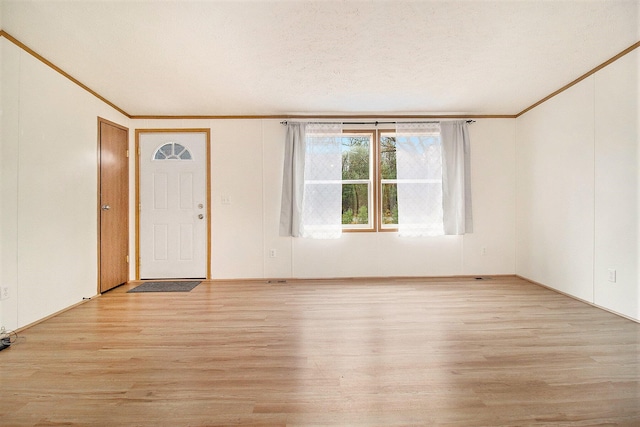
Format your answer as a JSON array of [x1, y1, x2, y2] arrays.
[[1, 0, 639, 117]]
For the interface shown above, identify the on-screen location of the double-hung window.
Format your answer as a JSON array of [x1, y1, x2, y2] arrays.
[[341, 127, 444, 234], [280, 120, 471, 238]]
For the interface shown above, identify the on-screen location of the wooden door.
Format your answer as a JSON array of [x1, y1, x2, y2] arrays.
[[99, 118, 129, 293], [138, 131, 208, 279]]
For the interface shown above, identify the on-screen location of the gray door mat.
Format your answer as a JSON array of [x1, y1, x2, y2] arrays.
[[127, 281, 201, 293]]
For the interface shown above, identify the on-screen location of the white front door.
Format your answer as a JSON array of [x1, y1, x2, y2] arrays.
[[139, 131, 208, 279]]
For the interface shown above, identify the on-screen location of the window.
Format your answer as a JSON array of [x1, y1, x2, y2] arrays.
[[337, 129, 399, 232], [341, 128, 443, 233], [153, 142, 192, 160], [339, 129, 396, 232], [280, 120, 471, 238], [341, 131, 374, 230]]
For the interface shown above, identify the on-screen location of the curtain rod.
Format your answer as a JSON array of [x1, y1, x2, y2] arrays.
[[280, 120, 475, 126]]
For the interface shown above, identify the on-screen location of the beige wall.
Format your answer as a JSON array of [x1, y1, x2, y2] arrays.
[[516, 49, 639, 320], [133, 118, 517, 280], [0, 38, 130, 330]]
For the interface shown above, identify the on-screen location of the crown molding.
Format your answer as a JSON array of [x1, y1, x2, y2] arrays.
[[516, 40, 640, 117], [130, 114, 515, 120], [0, 30, 131, 118]]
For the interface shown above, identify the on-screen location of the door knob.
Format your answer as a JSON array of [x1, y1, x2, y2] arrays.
[[198, 214, 204, 219], [101, 205, 111, 211]]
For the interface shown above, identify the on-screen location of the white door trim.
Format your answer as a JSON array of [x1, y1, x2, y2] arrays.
[[135, 129, 211, 280]]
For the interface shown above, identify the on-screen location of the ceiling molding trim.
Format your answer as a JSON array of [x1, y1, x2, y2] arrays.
[[129, 114, 516, 120], [0, 30, 132, 118], [516, 40, 640, 118]]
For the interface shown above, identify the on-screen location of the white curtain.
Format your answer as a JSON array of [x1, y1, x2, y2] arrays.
[[279, 122, 343, 239], [441, 120, 473, 235], [301, 123, 343, 239], [395, 122, 444, 236], [279, 123, 306, 237]]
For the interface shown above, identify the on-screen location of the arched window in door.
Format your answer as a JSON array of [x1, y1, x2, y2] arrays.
[[153, 142, 193, 160]]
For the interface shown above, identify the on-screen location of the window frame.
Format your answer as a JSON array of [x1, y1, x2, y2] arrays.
[[339, 128, 403, 233], [341, 130, 376, 232]]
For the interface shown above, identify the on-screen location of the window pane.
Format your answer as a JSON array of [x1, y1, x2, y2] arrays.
[[380, 135, 397, 179], [160, 143, 173, 156], [381, 183, 398, 225], [342, 183, 369, 225], [341, 137, 370, 180]]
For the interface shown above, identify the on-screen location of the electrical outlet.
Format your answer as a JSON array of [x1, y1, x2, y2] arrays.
[[269, 249, 277, 258], [480, 247, 487, 256], [0, 287, 8, 300], [607, 269, 617, 283]]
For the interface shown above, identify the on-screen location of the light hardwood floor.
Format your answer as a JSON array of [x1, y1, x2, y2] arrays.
[[0, 276, 639, 426]]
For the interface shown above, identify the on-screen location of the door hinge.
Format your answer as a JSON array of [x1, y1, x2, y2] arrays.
[[126, 255, 129, 263], [126, 149, 129, 158]]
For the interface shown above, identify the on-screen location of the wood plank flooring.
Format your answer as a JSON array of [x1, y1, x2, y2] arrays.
[[0, 276, 638, 426]]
